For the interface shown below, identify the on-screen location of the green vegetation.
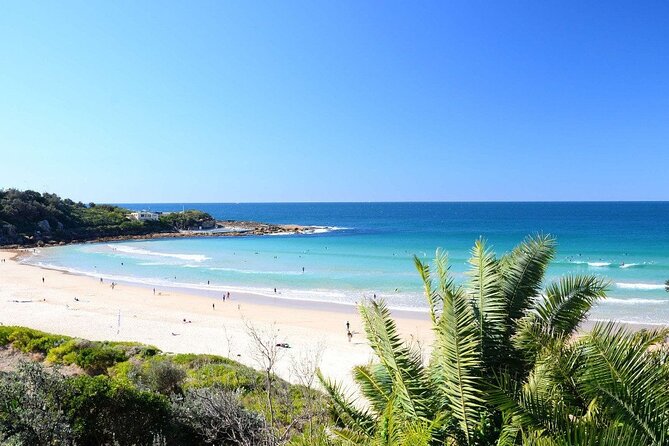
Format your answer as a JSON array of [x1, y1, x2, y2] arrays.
[[159, 210, 215, 231], [0, 326, 329, 445], [0, 188, 215, 246], [1, 235, 667, 445], [320, 235, 669, 445]]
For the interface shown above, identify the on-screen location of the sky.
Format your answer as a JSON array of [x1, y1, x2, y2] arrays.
[[1, 2, 668, 203]]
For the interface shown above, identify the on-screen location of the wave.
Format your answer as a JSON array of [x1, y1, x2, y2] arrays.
[[567, 260, 657, 269], [604, 297, 669, 305], [303, 226, 350, 234], [588, 262, 611, 267], [208, 267, 302, 276], [589, 318, 668, 326], [107, 244, 209, 262], [615, 282, 666, 290], [264, 226, 349, 236], [569, 261, 611, 267]]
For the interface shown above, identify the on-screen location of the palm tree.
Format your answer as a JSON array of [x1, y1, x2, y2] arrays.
[[319, 235, 669, 445]]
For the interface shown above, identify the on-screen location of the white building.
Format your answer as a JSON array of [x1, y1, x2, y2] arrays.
[[129, 211, 161, 221]]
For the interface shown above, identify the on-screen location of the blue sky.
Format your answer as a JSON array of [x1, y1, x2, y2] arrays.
[[1, 1, 668, 202]]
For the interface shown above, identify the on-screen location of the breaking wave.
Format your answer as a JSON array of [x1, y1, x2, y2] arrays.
[[107, 244, 210, 262]]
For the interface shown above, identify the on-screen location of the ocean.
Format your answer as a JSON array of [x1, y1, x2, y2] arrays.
[[24, 202, 669, 324]]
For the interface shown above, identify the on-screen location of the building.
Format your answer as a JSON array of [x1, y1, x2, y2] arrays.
[[128, 211, 161, 221]]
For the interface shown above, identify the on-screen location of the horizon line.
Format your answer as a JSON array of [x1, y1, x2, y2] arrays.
[[110, 200, 669, 205]]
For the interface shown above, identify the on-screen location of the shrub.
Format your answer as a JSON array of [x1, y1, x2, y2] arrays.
[[1, 326, 69, 354], [143, 359, 187, 395], [0, 362, 75, 445], [65, 374, 172, 446], [47, 339, 127, 374], [171, 386, 275, 446]]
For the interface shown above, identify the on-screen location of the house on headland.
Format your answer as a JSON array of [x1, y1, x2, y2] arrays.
[[129, 211, 161, 221]]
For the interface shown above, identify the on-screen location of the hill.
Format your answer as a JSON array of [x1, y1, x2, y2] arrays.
[[0, 189, 214, 246]]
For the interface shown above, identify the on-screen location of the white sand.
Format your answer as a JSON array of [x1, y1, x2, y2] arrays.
[[0, 250, 433, 390]]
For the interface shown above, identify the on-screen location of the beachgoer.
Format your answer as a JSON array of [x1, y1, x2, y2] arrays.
[[346, 321, 350, 331], [227, 292, 230, 299], [274, 288, 277, 293], [42, 277, 44, 283], [100, 278, 103, 284], [153, 288, 156, 295], [302, 267, 305, 273], [347, 331, 353, 342], [207, 280, 210, 285], [212, 303, 215, 310]]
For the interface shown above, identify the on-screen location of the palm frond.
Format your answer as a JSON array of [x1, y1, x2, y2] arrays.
[[535, 275, 608, 338], [467, 238, 507, 367], [317, 370, 376, 439], [499, 234, 556, 324], [578, 322, 669, 445], [429, 285, 484, 443], [352, 364, 393, 415], [414, 254, 442, 325], [358, 300, 433, 420], [488, 368, 571, 435], [521, 422, 644, 446]]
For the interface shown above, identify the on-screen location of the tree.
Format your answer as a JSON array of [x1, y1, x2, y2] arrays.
[[320, 235, 669, 445]]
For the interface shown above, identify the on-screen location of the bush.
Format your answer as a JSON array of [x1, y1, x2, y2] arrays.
[[143, 359, 187, 395], [65, 374, 172, 446], [0, 362, 75, 445], [0, 326, 69, 354], [47, 339, 128, 374], [171, 386, 275, 446]]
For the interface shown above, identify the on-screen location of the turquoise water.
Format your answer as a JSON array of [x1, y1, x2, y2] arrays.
[[25, 202, 669, 324]]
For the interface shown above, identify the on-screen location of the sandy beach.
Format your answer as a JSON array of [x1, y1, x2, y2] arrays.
[[0, 249, 433, 390]]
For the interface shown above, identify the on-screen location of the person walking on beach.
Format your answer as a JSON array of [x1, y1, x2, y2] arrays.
[[153, 288, 156, 295], [42, 277, 44, 284], [346, 321, 350, 331], [212, 303, 215, 310], [227, 292, 230, 300], [347, 330, 353, 342]]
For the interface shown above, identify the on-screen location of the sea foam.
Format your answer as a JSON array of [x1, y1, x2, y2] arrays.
[[588, 262, 611, 267], [107, 244, 210, 262], [604, 297, 669, 305], [615, 282, 666, 291]]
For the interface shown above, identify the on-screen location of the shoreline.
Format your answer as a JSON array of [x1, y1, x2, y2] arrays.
[[0, 249, 433, 389], [0, 220, 333, 249], [2, 248, 666, 390], [24, 253, 431, 321]]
